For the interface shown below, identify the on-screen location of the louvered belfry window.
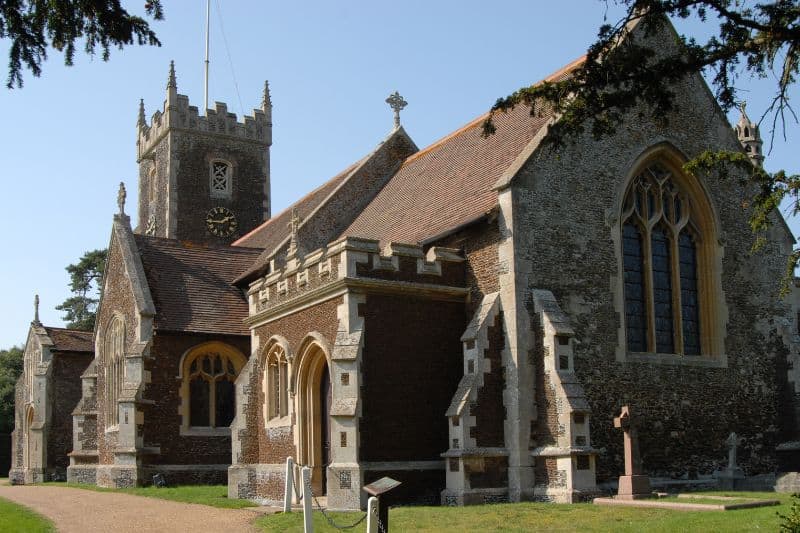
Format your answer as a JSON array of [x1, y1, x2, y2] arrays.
[[209, 160, 232, 198], [621, 163, 701, 355]]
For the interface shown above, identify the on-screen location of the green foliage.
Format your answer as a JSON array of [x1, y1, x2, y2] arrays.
[[0, 497, 54, 532], [778, 493, 800, 532], [0, 345, 23, 434], [0, 0, 164, 88], [56, 249, 107, 331], [484, 0, 799, 278]]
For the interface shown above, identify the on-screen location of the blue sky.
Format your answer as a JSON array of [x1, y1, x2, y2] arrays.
[[0, 1, 796, 348]]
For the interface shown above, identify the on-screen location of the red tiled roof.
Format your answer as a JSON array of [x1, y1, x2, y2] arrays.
[[338, 105, 545, 244], [134, 236, 262, 336], [232, 161, 360, 251], [43, 327, 94, 353], [338, 57, 585, 245]]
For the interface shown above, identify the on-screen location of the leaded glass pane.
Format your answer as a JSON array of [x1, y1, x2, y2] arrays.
[[651, 227, 674, 353], [623, 223, 647, 351], [215, 379, 236, 428], [679, 232, 701, 355], [190, 376, 210, 427]]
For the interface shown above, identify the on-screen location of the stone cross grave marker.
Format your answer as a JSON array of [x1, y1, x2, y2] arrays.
[[613, 405, 651, 499], [726, 432, 742, 470]]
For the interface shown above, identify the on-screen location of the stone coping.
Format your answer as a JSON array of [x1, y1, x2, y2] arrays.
[[594, 494, 780, 511]]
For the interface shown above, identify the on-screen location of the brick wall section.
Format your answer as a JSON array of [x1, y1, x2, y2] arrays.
[[512, 47, 793, 481], [48, 352, 92, 473], [468, 456, 509, 489], [471, 312, 506, 448], [247, 297, 342, 467], [435, 221, 501, 318], [360, 294, 464, 462], [96, 235, 140, 465], [140, 332, 250, 465]]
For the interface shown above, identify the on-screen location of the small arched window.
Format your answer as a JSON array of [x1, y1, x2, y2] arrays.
[[263, 344, 289, 423], [181, 344, 245, 430], [103, 316, 125, 428], [621, 163, 708, 356], [209, 159, 233, 199]]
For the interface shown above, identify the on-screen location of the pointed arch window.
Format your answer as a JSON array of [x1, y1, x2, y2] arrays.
[[621, 163, 706, 356], [103, 316, 125, 428], [264, 345, 289, 423], [180, 343, 246, 433]]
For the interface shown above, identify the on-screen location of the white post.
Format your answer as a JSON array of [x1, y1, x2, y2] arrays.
[[302, 466, 313, 533], [366, 496, 379, 533], [283, 457, 294, 513]]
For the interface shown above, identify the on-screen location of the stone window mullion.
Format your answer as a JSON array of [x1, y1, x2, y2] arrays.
[[669, 226, 685, 355], [642, 220, 657, 353]]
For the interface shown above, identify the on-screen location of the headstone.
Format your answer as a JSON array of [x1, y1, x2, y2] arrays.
[[613, 405, 651, 499], [716, 432, 745, 490]]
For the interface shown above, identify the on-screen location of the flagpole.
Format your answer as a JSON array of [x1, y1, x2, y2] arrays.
[[204, 0, 210, 114]]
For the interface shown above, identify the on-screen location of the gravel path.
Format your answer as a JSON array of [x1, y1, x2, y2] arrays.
[[0, 485, 274, 532]]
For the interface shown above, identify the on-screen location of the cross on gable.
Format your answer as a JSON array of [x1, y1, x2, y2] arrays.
[[385, 91, 407, 128]]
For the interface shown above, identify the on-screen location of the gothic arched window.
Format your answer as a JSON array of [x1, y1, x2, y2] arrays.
[[180, 343, 246, 431], [263, 345, 289, 423], [209, 159, 233, 199], [621, 163, 707, 356], [103, 316, 125, 428]]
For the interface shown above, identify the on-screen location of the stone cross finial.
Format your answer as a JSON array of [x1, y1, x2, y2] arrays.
[[34, 294, 40, 324], [117, 182, 127, 215], [287, 207, 301, 258], [385, 91, 407, 129], [167, 60, 177, 90], [262, 80, 272, 109]]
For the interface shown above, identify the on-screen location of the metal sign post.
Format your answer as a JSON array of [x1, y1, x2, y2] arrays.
[[363, 477, 402, 532]]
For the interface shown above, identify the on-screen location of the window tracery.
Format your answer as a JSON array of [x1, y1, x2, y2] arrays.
[[182, 348, 244, 429], [263, 345, 289, 423], [621, 163, 704, 356], [103, 316, 125, 428]]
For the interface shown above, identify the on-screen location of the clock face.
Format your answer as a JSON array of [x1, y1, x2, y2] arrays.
[[206, 206, 238, 237]]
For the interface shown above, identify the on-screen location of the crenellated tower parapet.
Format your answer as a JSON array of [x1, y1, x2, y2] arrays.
[[134, 61, 272, 244], [137, 65, 272, 160]]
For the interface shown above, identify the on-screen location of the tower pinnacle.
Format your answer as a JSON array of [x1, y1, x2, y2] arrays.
[[167, 60, 177, 90], [138, 99, 147, 129], [33, 294, 40, 325], [262, 80, 272, 111], [735, 101, 764, 168]]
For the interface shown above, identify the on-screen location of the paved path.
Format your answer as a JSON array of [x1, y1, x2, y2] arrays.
[[0, 485, 275, 532]]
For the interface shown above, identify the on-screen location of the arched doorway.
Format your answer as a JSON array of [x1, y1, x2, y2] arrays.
[[296, 342, 331, 495]]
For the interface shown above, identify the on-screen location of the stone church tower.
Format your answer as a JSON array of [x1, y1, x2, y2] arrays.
[[135, 61, 272, 245]]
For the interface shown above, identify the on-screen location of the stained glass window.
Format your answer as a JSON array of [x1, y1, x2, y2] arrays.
[[620, 163, 704, 356], [184, 348, 244, 429]]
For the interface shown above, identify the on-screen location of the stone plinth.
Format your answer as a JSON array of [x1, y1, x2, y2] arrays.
[[617, 474, 652, 499]]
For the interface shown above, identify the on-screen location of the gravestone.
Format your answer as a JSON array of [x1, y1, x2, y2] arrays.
[[613, 405, 652, 499], [716, 432, 744, 490]]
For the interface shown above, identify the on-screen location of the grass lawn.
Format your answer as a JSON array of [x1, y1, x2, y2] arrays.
[[256, 491, 794, 532], [0, 496, 55, 532], [41, 482, 257, 509]]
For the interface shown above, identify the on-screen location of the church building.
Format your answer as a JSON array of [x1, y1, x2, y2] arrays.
[[11, 15, 800, 509]]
